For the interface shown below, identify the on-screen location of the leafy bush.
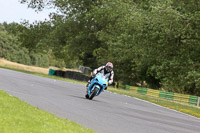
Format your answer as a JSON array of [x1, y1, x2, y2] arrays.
[[0, 25, 49, 67]]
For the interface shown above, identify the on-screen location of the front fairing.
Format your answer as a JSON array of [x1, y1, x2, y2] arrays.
[[88, 74, 108, 96]]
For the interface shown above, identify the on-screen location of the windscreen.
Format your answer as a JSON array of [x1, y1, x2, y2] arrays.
[[97, 73, 109, 80]]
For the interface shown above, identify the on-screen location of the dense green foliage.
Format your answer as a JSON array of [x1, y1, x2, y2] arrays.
[[0, 25, 30, 64], [0, 24, 49, 67], [3, 0, 200, 95]]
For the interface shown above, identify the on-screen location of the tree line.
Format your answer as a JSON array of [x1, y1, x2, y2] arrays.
[[1, 0, 200, 95]]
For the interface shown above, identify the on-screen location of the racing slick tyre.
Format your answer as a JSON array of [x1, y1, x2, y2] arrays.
[[85, 94, 89, 99]]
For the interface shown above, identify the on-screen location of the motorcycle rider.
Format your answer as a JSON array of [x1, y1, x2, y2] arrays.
[[86, 62, 114, 92]]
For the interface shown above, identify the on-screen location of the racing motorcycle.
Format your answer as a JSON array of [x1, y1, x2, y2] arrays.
[[85, 73, 108, 100]]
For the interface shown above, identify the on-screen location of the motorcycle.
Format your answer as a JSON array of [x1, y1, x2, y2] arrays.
[[85, 73, 108, 100]]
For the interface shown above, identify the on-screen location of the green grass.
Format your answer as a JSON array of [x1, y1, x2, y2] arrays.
[[0, 90, 95, 133], [108, 87, 200, 118]]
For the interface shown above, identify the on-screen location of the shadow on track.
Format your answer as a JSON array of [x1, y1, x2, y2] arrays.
[[68, 95, 103, 102]]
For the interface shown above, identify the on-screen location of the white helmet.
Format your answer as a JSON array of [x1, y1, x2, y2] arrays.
[[106, 62, 113, 72]]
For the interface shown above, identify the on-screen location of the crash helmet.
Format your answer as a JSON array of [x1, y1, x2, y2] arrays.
[[105, 62, 113, 72]]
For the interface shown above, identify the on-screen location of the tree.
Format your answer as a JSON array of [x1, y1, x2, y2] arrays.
[[19, 0, 200, 95]]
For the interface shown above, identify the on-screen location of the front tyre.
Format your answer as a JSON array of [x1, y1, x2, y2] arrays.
[[89, 87, 98, 100], [85, 94, 89, 99]]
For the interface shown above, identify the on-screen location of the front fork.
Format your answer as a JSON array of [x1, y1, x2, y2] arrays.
[[88, 85, 100, 96]]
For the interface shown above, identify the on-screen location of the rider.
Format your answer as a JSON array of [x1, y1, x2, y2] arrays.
[[86, 62, 114, 91]]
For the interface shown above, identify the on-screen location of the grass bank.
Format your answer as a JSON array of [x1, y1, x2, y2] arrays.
[[0, 90, 95, 133], [108, 88, 200, 118]]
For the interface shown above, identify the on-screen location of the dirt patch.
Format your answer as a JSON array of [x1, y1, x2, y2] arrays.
[[0, 58, 80, 74], [0, 58, 49, 74]]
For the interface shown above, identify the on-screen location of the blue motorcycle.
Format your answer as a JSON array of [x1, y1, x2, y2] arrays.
[[85, 73, 108, 100]]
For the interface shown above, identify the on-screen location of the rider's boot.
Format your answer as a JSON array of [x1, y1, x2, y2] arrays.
[[102, 87, 107, 92]]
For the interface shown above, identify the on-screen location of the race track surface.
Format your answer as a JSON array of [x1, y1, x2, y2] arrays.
[[0, 68, 200, 133]]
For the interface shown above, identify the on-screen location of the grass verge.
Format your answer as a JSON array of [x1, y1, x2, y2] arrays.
[[108, 87, 200, 118], [0, 90, 95, 133]]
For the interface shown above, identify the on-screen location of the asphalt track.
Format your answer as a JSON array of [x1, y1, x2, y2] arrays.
[[0, 68, 200, 133]]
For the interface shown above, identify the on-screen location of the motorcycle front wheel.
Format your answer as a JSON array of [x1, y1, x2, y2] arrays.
[[89, 87, 98, 100]]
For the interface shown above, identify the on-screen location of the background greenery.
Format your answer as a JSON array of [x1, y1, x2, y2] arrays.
[[0, 0, 200, 96]]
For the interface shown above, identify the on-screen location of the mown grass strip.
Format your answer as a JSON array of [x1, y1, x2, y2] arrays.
[[108, 87, 200, 118], [0, 90, 95, 133]]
